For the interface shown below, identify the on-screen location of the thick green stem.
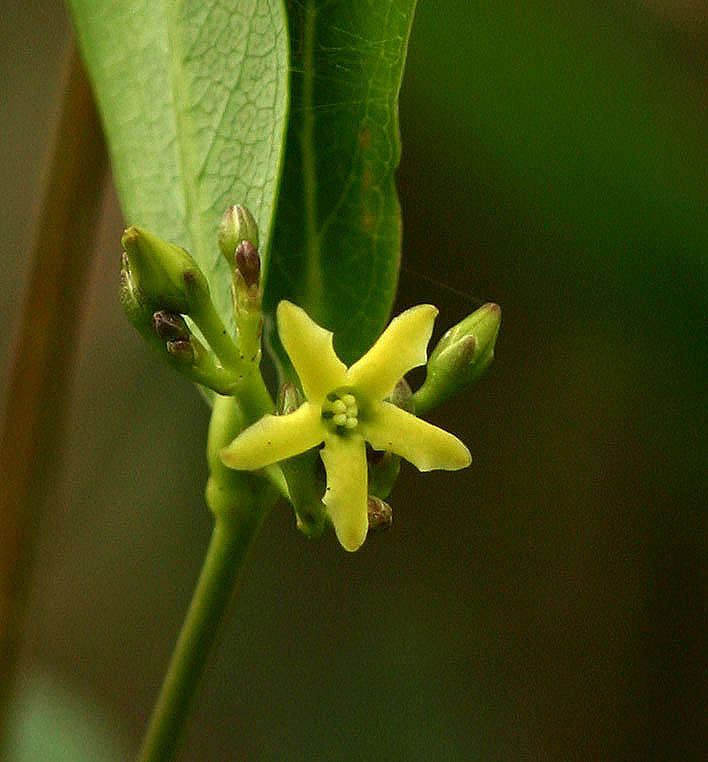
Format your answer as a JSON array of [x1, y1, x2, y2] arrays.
[[137, 513, 263, 762], [236, 368, 276, 423], [138, 378, 281, 762]]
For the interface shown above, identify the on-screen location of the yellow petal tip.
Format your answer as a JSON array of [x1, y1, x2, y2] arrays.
[[335, 523, 368, 552], [438, 439, 472, 471], [219, 443, 249, 470]]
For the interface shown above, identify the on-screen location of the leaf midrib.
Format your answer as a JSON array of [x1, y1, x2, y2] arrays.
[[301, 0, 324, 318]]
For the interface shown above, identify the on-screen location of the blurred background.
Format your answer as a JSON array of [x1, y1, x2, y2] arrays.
[[1, 0, 706, 760]]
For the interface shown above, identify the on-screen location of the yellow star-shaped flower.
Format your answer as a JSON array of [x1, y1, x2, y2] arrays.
[[221, 301, 471, 551]]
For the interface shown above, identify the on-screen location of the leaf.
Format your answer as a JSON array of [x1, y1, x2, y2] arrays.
[[67, 0, 289, 333], [263, 0, 417, 366]]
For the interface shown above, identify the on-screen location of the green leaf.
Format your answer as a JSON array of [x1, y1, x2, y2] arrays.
[[67, 0, 289, 333], [263, 0, 417, 366]]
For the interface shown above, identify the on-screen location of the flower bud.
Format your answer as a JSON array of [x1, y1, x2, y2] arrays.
[[367, 496, 393, 534], [218, 204, 259, 262], [277, 383, 303, 415], [235, 240, 261, 289], [121, 226, 210, 315], [166, 337, 195, 364], [388, 377, 414, 413], [152, 310, 189, 341], [414, 303, 501, 413]]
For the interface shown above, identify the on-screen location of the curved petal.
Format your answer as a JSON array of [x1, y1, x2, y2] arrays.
[[363, 402, 471, 472], [221, 402, 323, 470], [277, 301, 347, 403], [320, 434, 369, 552], [346, 305, 438, 401]]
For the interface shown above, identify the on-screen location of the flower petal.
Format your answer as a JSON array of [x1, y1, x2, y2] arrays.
[[221, 402, 323, 470], [277, 301, 347, 403], [346, 305, 438, 401], [362, 401, 471, 472], [320, 434, 369, 552]]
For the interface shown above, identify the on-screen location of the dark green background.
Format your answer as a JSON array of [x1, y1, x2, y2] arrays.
[[1, 1, 705, 759]]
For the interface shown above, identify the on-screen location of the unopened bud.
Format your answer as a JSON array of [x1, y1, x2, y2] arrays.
[[121, 226, 210, 315], [367, 496, 393, 534], [388, 377, 414, 413], [235, 240, 261, 288], [414, 303, 501, 413], [277, 383, 303, 415], [166, 337, 195, 364], [218, 204, 259, 261], [152, 310, 189, 341]]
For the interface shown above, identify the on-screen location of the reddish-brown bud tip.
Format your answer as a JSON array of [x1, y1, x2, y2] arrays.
[[166, 338, 195, 363], [367, 496, 393, 534], [235, 240, 261, 288], [152, 310, 189, 341]]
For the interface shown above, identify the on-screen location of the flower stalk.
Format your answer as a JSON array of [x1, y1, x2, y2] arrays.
[[136, 513, 264, 762], [139, 392, 278, 762]]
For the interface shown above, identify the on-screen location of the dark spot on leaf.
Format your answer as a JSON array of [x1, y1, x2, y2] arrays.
[[361, 210, 374, 232]]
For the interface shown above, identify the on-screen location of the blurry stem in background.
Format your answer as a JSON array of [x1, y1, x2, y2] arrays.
[[0, 41, 106, 726]]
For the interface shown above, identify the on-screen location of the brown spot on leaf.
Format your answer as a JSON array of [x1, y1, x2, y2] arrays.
[[358, 124, 372, 151], [361, 210, 375, 232]]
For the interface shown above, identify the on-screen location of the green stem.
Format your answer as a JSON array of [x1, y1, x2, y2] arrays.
[[236, 368, 276, 422], [411, 385, 435, 416], [137, 513, 263, 762], [138, 378, 282, 761], [192, 301, 243, 374]]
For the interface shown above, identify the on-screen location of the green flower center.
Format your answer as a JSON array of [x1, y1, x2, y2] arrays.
[[321, 390, 359, 433]]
